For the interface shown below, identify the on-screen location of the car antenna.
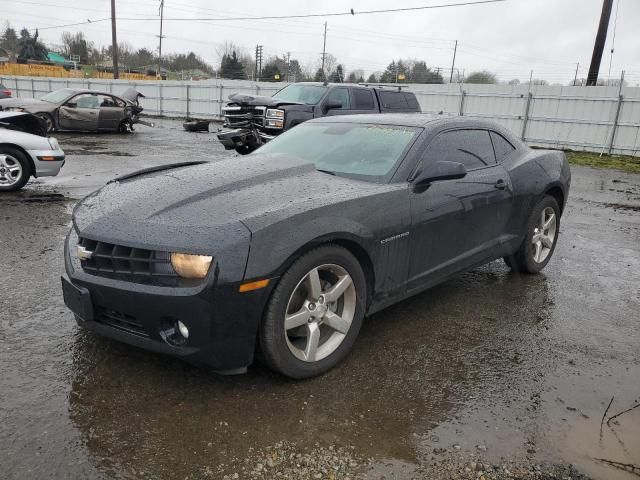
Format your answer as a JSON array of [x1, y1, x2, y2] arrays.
[[322, 80, 328, 86]]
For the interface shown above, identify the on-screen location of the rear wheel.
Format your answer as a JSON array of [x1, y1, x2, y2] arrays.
[[259, 245, 367, 379], [504, 195, 560, 273], [0, 147, 31, 191]]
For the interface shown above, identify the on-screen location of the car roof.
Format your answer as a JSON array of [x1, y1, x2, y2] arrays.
[[306, 113, 505, 129], [62, 88, 113, 96]]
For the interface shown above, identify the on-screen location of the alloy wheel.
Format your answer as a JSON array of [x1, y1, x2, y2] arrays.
[[531, 206, 557, 263], [284, 264, 356, 362], [0, 154, 23, 187]]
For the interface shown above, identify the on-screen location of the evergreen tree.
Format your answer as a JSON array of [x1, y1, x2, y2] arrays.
[[313, 67, 326, 82], [1, 26, 18, 54], [346, 71, 357, 83], [410, 61, 443, 84], [366, 73, 378, 83], [329, 64, 345, 83], [219, 50, 246, 79], [261, 61, 282, 82]]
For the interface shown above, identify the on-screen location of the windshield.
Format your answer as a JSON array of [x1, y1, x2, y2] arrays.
[[272, 84, 327, 105], [40, 89, 75, 103], [255, 123, 420, 182]]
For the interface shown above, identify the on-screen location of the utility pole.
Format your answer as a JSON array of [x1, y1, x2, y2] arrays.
[[157, 0, 164, 79], [573, 62, 580, 86], [254, 45, 263, 81], [449, 40, 457, 83], [110, 0, 119, 79], [321, 21, 327, 79], [587, 0, 613, 86], [286, 51, 291, 83]]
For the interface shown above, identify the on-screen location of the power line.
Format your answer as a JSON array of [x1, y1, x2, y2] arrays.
[[116, 0, 507, 22]]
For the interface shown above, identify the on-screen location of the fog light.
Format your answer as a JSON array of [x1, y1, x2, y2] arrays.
[[160, 317, 189, 346], [177, 320, 189, 339]]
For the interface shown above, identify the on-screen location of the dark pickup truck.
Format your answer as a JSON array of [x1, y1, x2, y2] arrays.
[[217, 82, 422, 154]]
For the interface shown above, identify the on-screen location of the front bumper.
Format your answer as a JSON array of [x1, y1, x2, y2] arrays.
[[27, 148, 65, 177], [63, 236, 274, 372]]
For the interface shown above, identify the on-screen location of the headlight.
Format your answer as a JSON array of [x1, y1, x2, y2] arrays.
[[266, 108, 284, 119], [48, 137, 60, 150], [170, 253, 213, 279], [6, 107, 24, 112], [265, 118, 284, 129]]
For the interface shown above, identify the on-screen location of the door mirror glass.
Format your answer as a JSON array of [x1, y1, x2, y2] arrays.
[[65, 102, 77, 108], [412, 161, 467, 193]]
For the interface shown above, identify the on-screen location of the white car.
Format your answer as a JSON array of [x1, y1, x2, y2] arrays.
[[0, 111, 65, 191]]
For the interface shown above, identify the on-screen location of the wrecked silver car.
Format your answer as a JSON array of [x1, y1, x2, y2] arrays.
[[0, 111, 65, 191], [0, 87, 152, 133]]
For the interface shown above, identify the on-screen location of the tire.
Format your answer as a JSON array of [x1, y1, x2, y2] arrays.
[[234, 144, 255, 155], [259, 245, 367, 379], [504, 195, 561, 274], [0, 147, 31, 191], [35, 113, 55, 133]]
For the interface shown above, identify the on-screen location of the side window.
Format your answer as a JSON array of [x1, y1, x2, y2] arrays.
[[98, 95, 123, 107], [352, 88, 375, 110], [326, 88, 350, 109], [72, 94, 100, 109], [378, 90, 409, 109], [423, 130, 496, 170], [490, 131, 516, 162]]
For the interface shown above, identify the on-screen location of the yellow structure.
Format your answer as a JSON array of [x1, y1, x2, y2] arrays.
[[0, 63, 154, 80]]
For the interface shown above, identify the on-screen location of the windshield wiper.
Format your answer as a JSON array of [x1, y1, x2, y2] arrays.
[[316, 168, 336, 176]]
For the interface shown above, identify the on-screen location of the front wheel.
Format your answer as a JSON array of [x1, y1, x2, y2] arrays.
[[259, 245, 367, 379], [0, 147, 31, 191], [504, 195, 560, 273]]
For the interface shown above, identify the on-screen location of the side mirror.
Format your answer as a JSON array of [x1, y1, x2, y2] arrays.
[[322, 100, 342, 114], [65, 102, 77, 108], [412, 161, 467, 193]]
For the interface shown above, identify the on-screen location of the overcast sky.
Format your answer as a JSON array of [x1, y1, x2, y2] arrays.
[[4, 0, 640, 84]]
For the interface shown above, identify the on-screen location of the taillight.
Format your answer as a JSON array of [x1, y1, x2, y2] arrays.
[[1, 90, 11, 97]]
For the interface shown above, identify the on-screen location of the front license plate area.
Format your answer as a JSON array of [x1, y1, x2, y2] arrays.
[[61, 276, 94, 321]]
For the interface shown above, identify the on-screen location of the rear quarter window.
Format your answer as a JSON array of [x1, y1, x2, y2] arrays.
[[404, 93, 420, 110], [490, 131, 517, 161]]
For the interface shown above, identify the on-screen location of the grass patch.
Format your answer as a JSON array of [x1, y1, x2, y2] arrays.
[[566, 151, 640, 174]]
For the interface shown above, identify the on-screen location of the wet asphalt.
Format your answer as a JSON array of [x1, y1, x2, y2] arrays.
[[0, 119, 638, 480]]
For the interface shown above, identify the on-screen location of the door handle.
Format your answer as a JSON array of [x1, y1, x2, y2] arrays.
[[494, 179, 507, 190]]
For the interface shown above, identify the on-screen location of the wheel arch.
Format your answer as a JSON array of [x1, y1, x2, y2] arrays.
[[0, 143, 35, 177], [270, 234, 376, 309], [545, 185, 565, 215]]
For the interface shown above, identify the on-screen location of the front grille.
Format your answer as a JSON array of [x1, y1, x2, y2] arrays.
[[95, 306, 148, 337], [223, 105, 265, 128], [78, 237, 179, 286]]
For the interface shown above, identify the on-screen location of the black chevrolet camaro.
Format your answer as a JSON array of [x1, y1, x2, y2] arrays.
[[62, 114, 571, 378]]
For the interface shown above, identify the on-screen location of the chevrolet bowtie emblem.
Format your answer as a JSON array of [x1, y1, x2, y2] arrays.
[[77, 245, 94, 260]]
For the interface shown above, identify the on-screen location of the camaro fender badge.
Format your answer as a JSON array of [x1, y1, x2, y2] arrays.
[[380, 231, 410, 245], [76, 245, 94, 260]]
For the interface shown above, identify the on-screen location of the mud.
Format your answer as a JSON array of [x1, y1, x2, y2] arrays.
[[0, 120, 638, 479]]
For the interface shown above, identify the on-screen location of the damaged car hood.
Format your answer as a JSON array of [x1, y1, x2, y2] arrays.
[[0, 111, 47, 136], [72, 154, 391, 253], [227, 93, 303, 109]]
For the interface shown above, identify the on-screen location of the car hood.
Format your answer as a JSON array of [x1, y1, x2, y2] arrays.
[[0, 97, 52, 110], [73, 154, 389, 254], [0, 111, 47, 136], [227, 93, 303, 108]]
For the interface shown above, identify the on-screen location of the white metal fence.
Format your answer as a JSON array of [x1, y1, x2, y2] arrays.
[[2, 75, 640, 156]]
